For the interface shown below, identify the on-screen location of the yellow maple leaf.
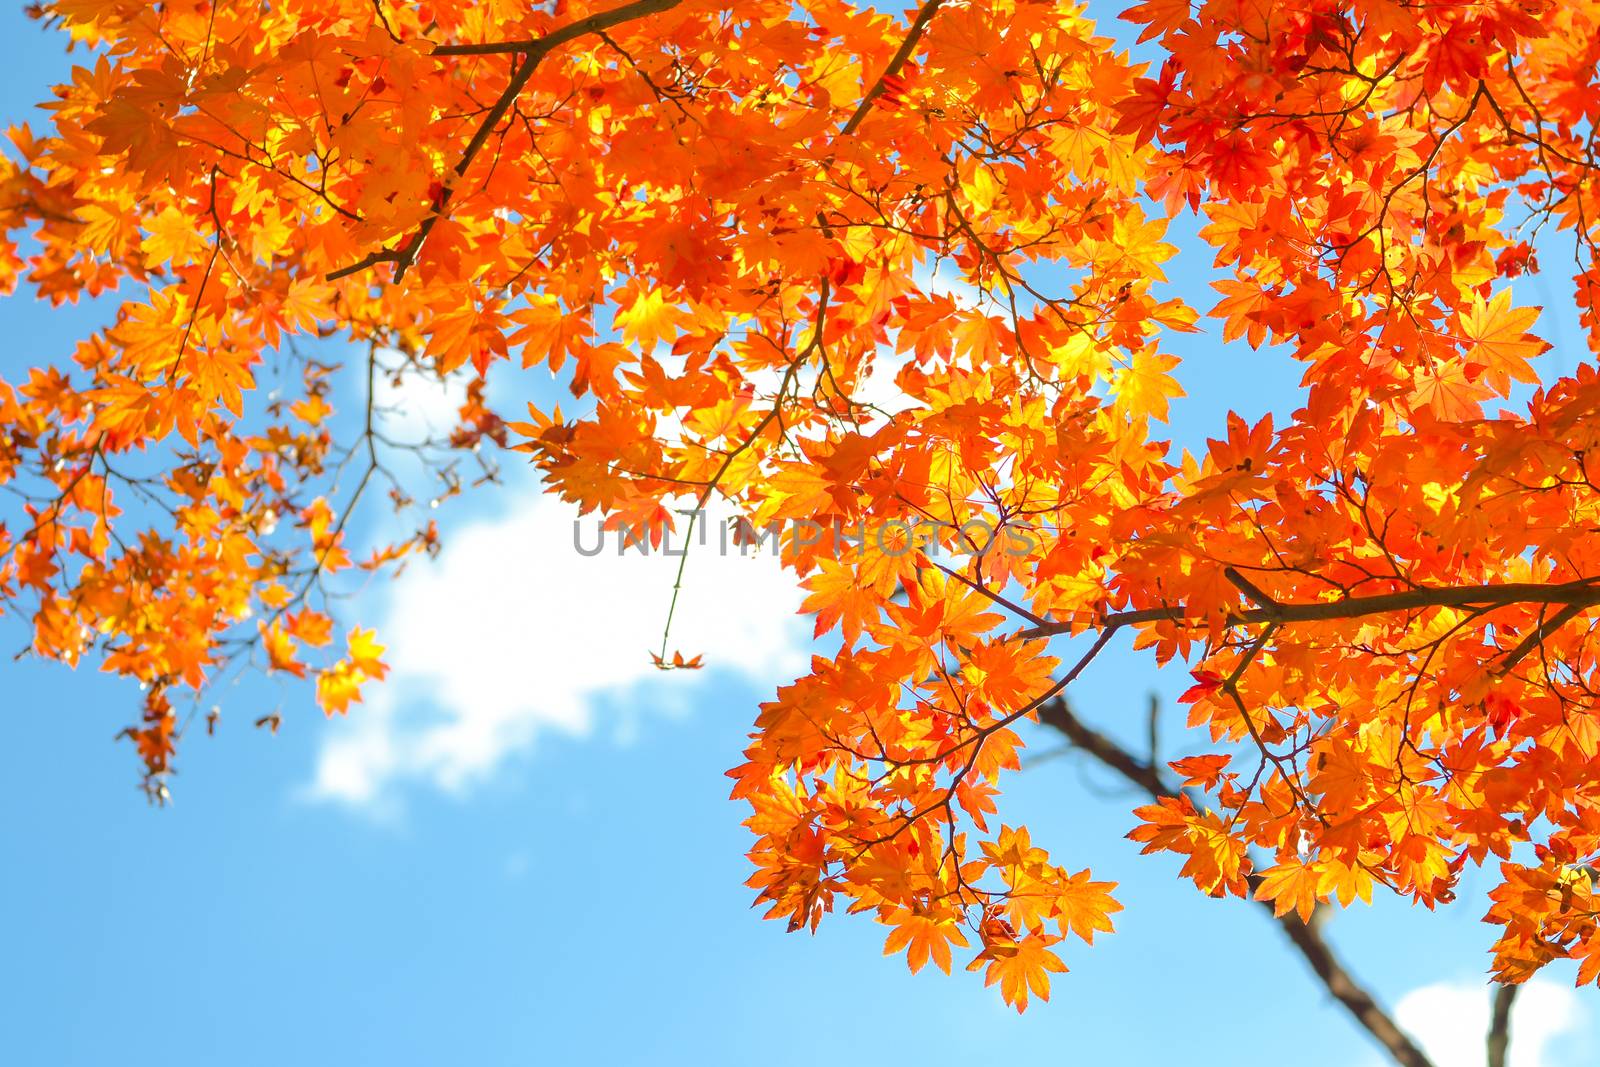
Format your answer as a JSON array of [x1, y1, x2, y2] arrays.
[[883, 910, 970, 975], [1111, 348, 1184, 422], [969, 931, 1067, 1012], [1453, 290, 1549, 394]]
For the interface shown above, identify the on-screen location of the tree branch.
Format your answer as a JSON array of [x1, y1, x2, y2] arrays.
[[333, 0, 940, 281], [431, 0, 684, 57], [1487, 983, 1518, 1067], [1037, 695, 1167, 797], [329, 0, 686, 281], [1272, 914, 1435, 1067], [1497, 600, 1588, 675], [1019, 578, 1600, 638], [1035, 695, 1437, 1067], [839, 0, 945, 137]]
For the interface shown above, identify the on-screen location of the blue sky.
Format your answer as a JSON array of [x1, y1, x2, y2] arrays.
[[1, 5, 1597, 1066]]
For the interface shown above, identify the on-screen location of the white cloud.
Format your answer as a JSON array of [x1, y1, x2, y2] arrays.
[[913, 257, 995, 312], [372, 359, 470, 442], [310, 273, 984, 812], [307, 491, 808, 810], [1391, 979, 1588, 1067]]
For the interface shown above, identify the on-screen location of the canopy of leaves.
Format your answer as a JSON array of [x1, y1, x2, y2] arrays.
[[4, 0, 1600, 1009]]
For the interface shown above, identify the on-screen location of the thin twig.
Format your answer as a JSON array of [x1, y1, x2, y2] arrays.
[[1036, 695, 1437, 1067], [329, 0, 686, 281]]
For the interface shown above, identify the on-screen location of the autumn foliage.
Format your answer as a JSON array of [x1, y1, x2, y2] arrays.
[[5, 0, 1600, 1012]]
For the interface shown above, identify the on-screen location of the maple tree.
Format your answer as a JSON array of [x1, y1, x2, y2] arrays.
[[4, 0, 1600, 1058]]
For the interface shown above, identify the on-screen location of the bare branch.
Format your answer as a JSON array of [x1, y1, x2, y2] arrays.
[[1274, 914, 1435, 1067], [1145, 690, 1159, 770], [1036, 696, 1167, 797], [1036, 695, 1437, 1067], [1225, 565, 1281, 612], [1487, 983, 1518, 1067]]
